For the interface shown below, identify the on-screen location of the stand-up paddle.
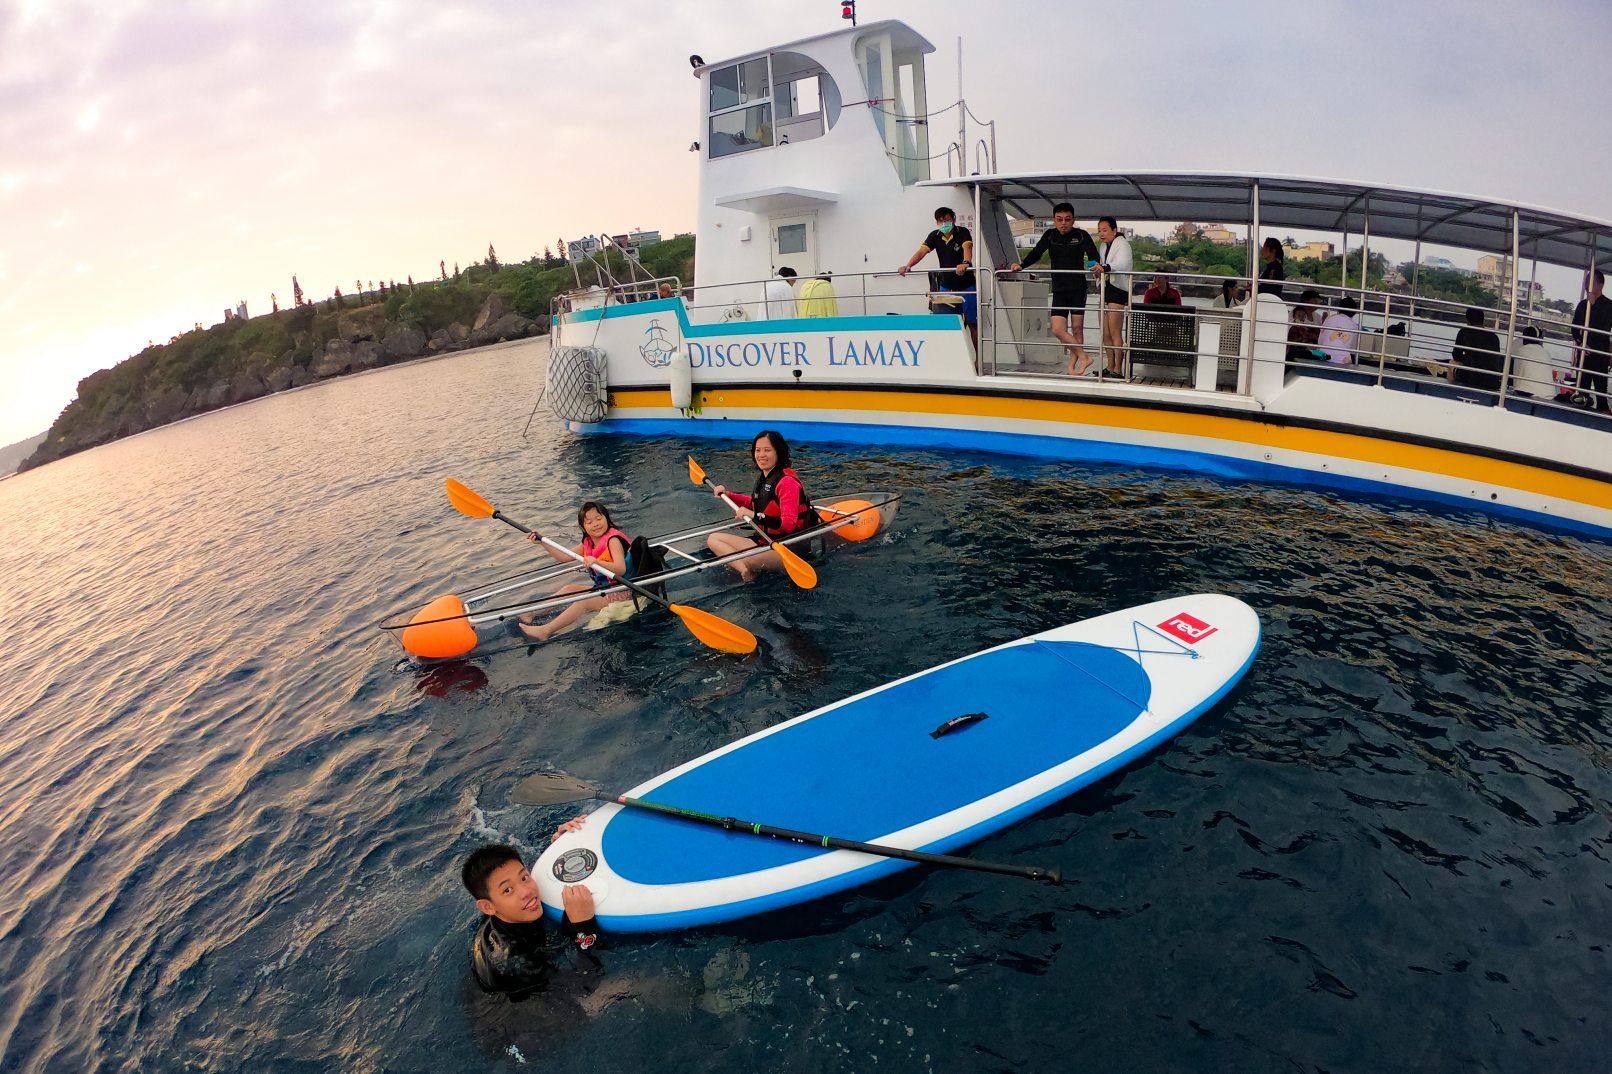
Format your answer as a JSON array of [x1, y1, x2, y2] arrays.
[[687, 455, 817, 589], [511, 771, 1061, 885], [444, 478, 757, 655]]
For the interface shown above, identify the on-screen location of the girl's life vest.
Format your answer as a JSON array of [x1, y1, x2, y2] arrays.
[[580, 527, 629, 583]]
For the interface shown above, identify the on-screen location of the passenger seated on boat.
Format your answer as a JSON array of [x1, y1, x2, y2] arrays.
[[515, 501, 632, 642], [1007, 202, 1099, 375], [796, 272, 839, 317], [707, 430, 815, 583], [1142, 274, 1183, 306], [762, 267, 798, 319], [1451, 306, 1504, 396], [1215, 279, 1248, 309], [897, 206, 977, 349], [1508, 325, 1556, 397], [1286, 289, 1323, 362], [1317, 297, 1360, 365], [463, 842, 600, 1000]]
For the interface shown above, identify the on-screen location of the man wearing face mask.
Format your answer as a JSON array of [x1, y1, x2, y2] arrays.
[[898, 206, 978, 349]]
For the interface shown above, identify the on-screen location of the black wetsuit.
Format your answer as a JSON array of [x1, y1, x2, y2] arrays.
[[1019, 227, 1099, 316], [1571, 294, 1612, 410], [471, 913, 601, 1000]]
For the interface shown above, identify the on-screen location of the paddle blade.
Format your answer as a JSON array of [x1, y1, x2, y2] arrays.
[[510, 772, 600, 807], [669, 603, 758, 654], [775, 542, 818, 589], [686, 455, 706, 486], [445, 477, 495, 519]]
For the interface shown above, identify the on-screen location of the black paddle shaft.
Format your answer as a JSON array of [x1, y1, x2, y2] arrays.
[[490, 510, 672, 612], [596, 792, 1063, 886]]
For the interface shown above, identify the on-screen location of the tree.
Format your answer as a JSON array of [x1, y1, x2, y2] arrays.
[[407, 274, 415, 292], [487, 243, 499, 269], [453, 261, 460, 278], [557, 236, 566, 263], [292, 275, 305, 306], [271, 293, 279, 313], [543, 245, 553, 265], [333, 285, 344, 310], [440, 260, 448, 282]]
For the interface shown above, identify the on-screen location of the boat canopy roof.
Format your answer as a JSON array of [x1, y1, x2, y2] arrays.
[[692, 19, 934, 76], [938, 171, 1612, 270]]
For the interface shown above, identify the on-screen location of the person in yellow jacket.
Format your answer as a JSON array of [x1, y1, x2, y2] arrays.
[[796, 272, 839, 318]]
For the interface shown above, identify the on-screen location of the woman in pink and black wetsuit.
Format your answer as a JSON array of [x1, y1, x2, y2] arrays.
[[514, 500, 631, 642], [706, 430, 816, 582]]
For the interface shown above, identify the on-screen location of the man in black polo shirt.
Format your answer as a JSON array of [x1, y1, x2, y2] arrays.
[[1571, 267, 1612, 412], [1010, 202, 1100, 375], [898, 206, 977, 348]]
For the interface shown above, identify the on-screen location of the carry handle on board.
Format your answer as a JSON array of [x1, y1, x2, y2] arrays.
[[512, 771, 1062, 886]]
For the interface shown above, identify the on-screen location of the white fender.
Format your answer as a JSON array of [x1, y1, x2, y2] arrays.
[[669, 344, 693, 410]]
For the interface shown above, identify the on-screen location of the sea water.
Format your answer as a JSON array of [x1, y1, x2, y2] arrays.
[[0, 339, 1607, 1072]]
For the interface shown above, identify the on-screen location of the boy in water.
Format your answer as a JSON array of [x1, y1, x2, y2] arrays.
[[462, 831, 600, 1000]]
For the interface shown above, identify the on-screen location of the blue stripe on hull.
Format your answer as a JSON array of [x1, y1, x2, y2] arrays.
[[576, 415, 1611, 540]]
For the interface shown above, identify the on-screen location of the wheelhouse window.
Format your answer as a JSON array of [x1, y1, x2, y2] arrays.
[[707, 52, 837, 160]]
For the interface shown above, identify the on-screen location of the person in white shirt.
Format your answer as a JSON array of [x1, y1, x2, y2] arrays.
[[1508, 325, 1556, 397], [762, 267, 798, 319], [1093, 217, 1133, 379], [1317, 297, 1360, 365]]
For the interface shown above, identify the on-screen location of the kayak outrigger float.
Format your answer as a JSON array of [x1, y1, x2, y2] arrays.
[[381, 493, 901, 660]]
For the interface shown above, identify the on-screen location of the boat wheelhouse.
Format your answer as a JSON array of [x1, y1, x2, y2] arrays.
[[545, 19, 1612, 539]]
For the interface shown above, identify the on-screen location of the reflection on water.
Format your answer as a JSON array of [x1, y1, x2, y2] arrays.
[[0, 339, 1608, 1072]]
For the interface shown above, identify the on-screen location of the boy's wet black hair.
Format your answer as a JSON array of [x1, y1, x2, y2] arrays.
[[462, 844, 525, 900]]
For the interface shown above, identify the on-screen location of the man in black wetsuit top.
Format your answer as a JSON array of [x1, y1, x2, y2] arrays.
[[1009, 202, 1100, 376], [898, 206, 978, 350], [463, 836, 601, 1000], [1571, 267, 1612, 412]]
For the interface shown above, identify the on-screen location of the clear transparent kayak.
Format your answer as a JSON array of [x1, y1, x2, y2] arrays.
[[380, 493, 901, 661]]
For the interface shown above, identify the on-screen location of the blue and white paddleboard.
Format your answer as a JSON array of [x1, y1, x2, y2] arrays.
[[534, 593, 1260, 932]]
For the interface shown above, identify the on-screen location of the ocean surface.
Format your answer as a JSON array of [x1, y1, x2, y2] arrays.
[[0, 339, 1608, 1073]]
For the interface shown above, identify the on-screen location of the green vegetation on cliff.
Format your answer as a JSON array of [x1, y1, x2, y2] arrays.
[[22, 235, 695, 472]]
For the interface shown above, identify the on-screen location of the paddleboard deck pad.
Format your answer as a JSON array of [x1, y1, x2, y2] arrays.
[[534, 593, 1260, 931]]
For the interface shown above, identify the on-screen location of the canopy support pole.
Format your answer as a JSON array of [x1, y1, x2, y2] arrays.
[[1247, 179, 1261, 389], [1499, 209, 1520, 406]]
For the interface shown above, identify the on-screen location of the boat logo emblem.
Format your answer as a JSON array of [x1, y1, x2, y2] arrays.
[[553, 848, 598, 882], [639, 319, 676, 368], [1157, 612, 1217, 644]]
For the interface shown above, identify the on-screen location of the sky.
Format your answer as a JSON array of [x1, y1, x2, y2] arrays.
[[4, 0, 1611, 446]]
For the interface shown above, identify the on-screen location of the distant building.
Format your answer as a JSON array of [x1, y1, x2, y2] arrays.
[[1283, 240, 1335, 260], [1202, 223, 1238, 245], [1423, 255, 1459, 272], [567, 236, 602, 262], [628, 229, 663, 246]]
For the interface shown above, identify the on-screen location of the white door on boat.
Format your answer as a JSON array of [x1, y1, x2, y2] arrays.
[[770, 213, 818, 278]]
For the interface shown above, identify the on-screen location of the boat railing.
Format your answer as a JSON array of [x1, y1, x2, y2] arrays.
[[979, 265, 1610, 421], [660, 269, 956, 325]]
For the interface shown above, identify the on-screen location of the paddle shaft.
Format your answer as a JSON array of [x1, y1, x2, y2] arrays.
[[488, 510, 674, 612], [592, 791, 1062, 886]]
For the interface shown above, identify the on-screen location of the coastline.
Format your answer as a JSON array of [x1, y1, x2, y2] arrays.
[[9, 335, 550, 478]]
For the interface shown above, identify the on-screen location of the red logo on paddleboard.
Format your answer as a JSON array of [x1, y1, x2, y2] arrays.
[[1158, 612, 1217, 644]]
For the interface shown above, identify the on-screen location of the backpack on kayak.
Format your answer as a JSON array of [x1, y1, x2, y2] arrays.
[[624, 535, 668, 607]]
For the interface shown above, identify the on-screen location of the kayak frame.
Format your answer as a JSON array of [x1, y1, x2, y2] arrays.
[[379, 492, 901, 644]]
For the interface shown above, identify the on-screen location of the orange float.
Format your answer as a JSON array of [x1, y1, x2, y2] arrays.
[[819, 499, 880, 541], [400, 594, 479, 659]]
